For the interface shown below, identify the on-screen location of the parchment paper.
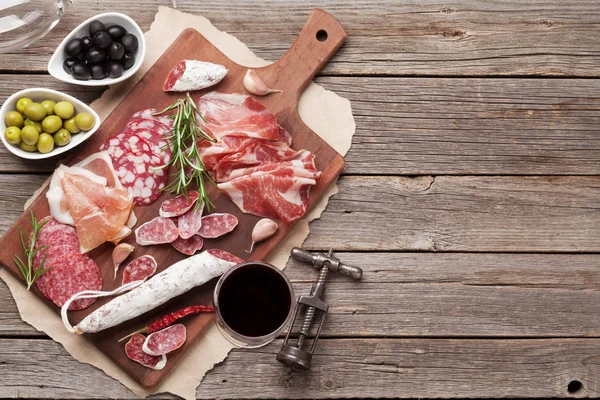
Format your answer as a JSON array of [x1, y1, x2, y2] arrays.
[[0, 7, 355, 399]]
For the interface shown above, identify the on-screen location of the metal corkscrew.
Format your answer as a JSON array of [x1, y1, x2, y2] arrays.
[[276, 248, 363, 370]]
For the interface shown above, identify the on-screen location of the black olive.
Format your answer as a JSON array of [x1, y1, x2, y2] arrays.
[[86, 46, 106, 64], [88, 20, 106, 36], [92, 31, 112, 49], [63, 57, 79, 74], [108, 42, 125, 61], [81, 35, 93, 50], [90, 64, 106, 80], [71, 62, 91, 80], [64, 38, 83, 57], [106, 25, 126, 41], [77, 52, 87, 61], [106, 61, 124, 78], [122, 51, 135, 70], [120, 34, 138, 52]]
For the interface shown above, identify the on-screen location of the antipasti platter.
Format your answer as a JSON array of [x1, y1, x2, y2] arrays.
[[0, 9, 346, 387]]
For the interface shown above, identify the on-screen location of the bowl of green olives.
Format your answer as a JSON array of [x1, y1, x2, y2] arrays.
[[0, 88, 101, 160], [48, 12, 145, 86]]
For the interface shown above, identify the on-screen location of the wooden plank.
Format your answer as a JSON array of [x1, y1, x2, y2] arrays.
[[2, 1, 600, 76], [0, 337, 597, 398], [3, 252, 600, 337], [2, 76, 600, 176]]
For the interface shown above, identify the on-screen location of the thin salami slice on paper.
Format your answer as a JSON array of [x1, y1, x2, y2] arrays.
[[177, 201, 205, 239], [125, 334, 167, 370], [142, 324, 187, 356], [207, 249, 245, 265], [197, 213, 238, 239], [171, 235, 204, 256], [163, 60, 228, 92], [122, 255, 158, 285], [135, 216, 179, 245], [159, 191, 199, 218], [114, 150, 167, 206]]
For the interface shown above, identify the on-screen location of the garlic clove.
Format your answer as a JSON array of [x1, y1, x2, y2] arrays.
[[243, 69, 283, 96], [112, 243, 135, 279], [246, 218, 278, 253]]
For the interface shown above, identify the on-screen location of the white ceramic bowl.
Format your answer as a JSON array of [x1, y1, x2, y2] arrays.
[[48, 12, 145, 86], [0, 88, 101, 160]]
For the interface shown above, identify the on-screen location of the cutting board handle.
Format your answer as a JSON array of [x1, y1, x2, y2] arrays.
[[257, 8, 346, 99]]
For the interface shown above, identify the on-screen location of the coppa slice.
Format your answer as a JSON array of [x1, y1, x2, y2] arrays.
[[171, 235, 204, 256], [197, 213, 238, 239], [122, 255, 158, 285], [159, 191, 199, 218], [163, 60, 227, 92], [142, 324, 187, 356], [135, 217, 179, 246], [125, 334, 167, 370], [177, 202, 205, 239]]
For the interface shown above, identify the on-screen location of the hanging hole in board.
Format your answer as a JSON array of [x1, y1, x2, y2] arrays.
[[316, 30, 328, 42], [567, 380, 582, 394]]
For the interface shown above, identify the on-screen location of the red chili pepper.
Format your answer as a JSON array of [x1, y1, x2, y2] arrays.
[[118, 305, 214, 342]]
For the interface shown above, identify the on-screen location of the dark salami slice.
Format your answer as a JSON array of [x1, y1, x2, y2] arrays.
[[35, 252, 103, 310], [159, 191, 199, 218], [125, 334, 167, 370], [142, 324, 187, 356], [171, 235, 204, 256], [113, 150, 167, 206], [135, 216, 179, 245], [197, 213, 238, 239], [122, 255, 158, 285], [207, 249, 245, 264], [177, 201, 205, 239]]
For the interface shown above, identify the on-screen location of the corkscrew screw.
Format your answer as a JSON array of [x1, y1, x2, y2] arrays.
[[276, 248, 363, 370]]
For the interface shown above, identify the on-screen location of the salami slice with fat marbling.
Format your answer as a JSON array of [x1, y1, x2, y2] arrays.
[[122, 255, 158, 285], [35, 217, 79, 249], [159, 191, 199, 218], [177, 202, 205, 239], [197, 213, 238, 239], [142, 324, 187, 356], [125, 334, 167, 370], [113, 150, 167, 206], [135, 216, 179, 245], [171, 235, 204, 256]]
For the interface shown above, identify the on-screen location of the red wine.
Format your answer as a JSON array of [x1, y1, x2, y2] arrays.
[[218, 263, 292, 337]]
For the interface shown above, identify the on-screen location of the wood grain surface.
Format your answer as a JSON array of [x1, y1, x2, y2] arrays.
[[1, 0, 599, 398]]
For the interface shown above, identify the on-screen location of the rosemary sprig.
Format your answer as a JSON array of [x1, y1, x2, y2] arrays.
[[154, 93, 215, 210], [13, 211, 54, 290]]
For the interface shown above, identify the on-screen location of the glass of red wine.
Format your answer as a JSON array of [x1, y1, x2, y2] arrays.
[[213, 261, 294, 348]]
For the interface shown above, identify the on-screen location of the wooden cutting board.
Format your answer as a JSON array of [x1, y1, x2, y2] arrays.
[[0, 8, 346, 388]]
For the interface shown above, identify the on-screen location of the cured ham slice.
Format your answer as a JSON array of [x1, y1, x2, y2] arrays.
[[196, 92, 280, 141], [218, 156, 319, 183]]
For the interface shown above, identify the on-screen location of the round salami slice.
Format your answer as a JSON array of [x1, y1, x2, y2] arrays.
[[197, 213, 238, 239], [122, 255, 158, 285], [126, 118, 171, 137], [35, 217, 79, 249], [159, 191, 199, 218], [123, 127, 171, 164], [113, 150, 167, 206], [171, 235, 204, 256], [177, 202, 205, 239], [135, 216, 179, 246], [100, 132, 154, 160], [125, 334, 167, 370], [131, 108, 172, 128], [207, 249, 245, 265], [35, 252, 103, 310], [33, 243, 78, 271], [142, 324, 187, 356]]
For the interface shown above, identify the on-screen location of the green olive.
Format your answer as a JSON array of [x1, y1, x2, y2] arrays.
[[37, 133, 54, 154], [54, 101, 74, 120], [23, 102, 47, 122], [41, 100, 56, 115], [74, 112, 95, 131], [41, 115, 63, 134], [24, 118, 43, 134], [63, 117, 81, 134], [19, 141, 37, 152], [4, 111, 24, 128], [21, 125, 40, 145], [16, 97, 33, 114], [4, 126, 21, 145], [53, 128, 71, 147]]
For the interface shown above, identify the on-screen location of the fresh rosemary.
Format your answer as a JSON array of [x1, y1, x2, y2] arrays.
[[13, 211, 54, 290], [154, 93, 215, 210]]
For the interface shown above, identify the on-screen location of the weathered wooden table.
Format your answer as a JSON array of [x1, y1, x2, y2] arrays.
[[1, 1, 599, 398]]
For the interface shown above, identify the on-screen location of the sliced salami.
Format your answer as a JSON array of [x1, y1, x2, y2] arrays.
[[171, 235, 204, 256], [131, 108, 172, 127], [35, 251, 103, 310], [177, 202, 205, 239], [197, 213, 238, 239], [159, 191, 199, 218], [100, 132, 153, 159], [125, 334, 167, 370], [124, 127, 171, 164], [35, 217, 79, 249], [142, 324, 187, 356], [163, 60, 228, 92], [206, 249, 245, 264], [125, 118, 170, 136], [113, 150, 167, 206], [135, 216, 179, 245], [122, 255, 158, 285]]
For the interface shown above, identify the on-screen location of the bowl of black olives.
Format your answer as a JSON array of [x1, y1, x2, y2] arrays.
[[48, 12, 145, 86]]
